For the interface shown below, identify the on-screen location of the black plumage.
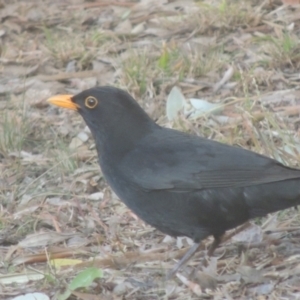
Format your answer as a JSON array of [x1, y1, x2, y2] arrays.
[[48, 86, 300, 278]]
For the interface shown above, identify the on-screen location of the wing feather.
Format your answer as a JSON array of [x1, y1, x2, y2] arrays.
[[120, 129, 300, 191]]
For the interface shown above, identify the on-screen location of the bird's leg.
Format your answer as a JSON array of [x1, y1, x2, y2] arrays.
[[167, 222, 251, 280], [167, 234, 224, 280], [190, 235, 223, 275], [166, 242, 201, 280], [208, 222, 251, 256]]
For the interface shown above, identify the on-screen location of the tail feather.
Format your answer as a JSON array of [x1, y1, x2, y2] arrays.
[[244, 178, 300, 218]]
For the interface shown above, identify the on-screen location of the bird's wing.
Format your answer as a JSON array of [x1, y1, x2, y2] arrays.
[[119, 129, 300, 191]]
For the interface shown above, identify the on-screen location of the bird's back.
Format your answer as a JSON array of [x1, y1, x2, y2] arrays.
[[100, 127, 300, 242]]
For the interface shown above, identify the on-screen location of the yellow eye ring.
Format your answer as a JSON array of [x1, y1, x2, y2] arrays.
[[85, 96, 98, 109]]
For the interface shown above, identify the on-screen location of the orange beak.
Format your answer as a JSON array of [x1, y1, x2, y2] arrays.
[[47, 95, 79, 111]]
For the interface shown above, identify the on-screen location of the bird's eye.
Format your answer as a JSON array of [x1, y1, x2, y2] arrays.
[[85, 96, 98, 109]]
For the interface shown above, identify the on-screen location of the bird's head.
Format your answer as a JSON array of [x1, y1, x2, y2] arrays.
[[47, 86, 157, 155]]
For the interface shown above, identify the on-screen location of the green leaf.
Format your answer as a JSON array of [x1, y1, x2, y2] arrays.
[[69, 267, 103, 290], [57, 268, 103, 300]]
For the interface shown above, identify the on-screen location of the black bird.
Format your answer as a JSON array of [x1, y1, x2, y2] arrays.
[[48, 86, 300, 278]]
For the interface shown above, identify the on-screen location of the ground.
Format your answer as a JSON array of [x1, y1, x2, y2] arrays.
[[1, 0, 300, 299]]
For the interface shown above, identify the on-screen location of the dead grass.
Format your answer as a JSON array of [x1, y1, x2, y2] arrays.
[[1, 0, 300, 299]]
